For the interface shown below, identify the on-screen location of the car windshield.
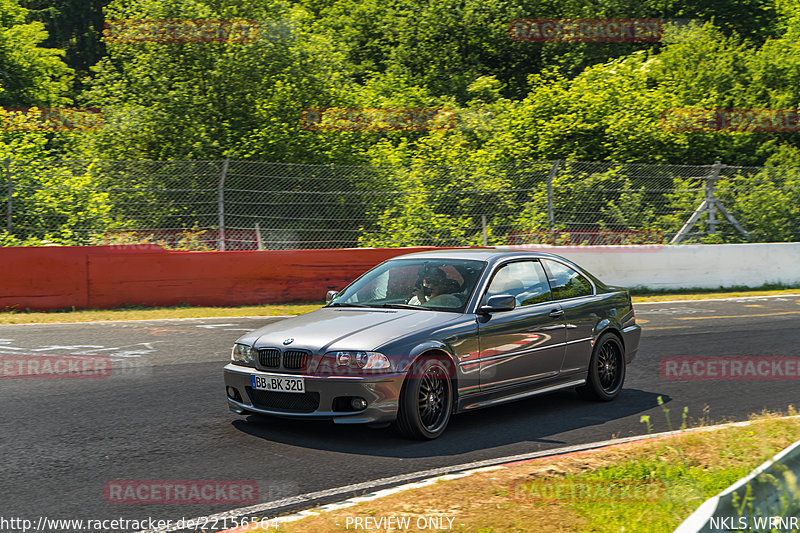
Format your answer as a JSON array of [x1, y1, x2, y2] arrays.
[[328, 258, 487, 313]]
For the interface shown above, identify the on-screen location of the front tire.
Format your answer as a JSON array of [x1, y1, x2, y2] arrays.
[[396, 358, 453, 440], [577, 333, 626, 401]]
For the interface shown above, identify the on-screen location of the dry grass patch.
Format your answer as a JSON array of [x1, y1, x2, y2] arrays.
[[0, 303, 322, 324], [246, 411, 800, 533], [2, 288, 799, 324], [632, 288, 800, 303]]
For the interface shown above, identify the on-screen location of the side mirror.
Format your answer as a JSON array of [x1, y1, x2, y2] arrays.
[[326, 290, 339, 304], [479, 294, 516, 314]]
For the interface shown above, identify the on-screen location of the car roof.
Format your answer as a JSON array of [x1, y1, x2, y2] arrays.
[[386, 247, 567, 263], [386, 247, 610, 291]]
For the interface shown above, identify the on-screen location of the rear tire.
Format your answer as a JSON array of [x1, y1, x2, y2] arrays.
[[577, 333, 625, 402], [396, 358, 453, 440]]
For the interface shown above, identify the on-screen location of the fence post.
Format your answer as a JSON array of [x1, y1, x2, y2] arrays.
[[481, 215, 488, 246], [547, 160, 561, 230], [705, 161, 723, 235], [255, 222, 263, 251], [217, 159, 230, 251], [5, 159, 11, 235], [670, 160, 747, 244]]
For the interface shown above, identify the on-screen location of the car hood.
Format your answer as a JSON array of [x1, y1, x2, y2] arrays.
[[236, 307, 463, 353]]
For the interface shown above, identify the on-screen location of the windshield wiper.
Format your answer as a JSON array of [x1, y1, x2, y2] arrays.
[[327, 302, 370, 308], [375, 303, 432, 310]]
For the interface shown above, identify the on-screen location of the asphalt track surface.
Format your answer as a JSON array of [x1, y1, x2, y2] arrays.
[[2, 295, 800, 532]]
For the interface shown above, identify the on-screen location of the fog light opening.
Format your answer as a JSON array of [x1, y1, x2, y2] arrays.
[[227, 386, 242, 403], [333, 396, 368, 412], [351, 397, 367, 410]]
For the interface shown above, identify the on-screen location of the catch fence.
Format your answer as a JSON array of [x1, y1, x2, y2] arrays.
[[2, 159, 798, 249]]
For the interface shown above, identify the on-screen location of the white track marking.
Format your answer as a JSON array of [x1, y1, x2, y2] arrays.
[[29, 345, 104, 352], [634, 294, 799, 305], [0, 342, 159, 358], [635, 306, 716, 315]]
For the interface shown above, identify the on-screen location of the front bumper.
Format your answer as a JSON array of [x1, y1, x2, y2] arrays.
[[223, 364, 406, 424]]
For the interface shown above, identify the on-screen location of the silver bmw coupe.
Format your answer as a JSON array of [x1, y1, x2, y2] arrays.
[[223, 249, 641, 439]]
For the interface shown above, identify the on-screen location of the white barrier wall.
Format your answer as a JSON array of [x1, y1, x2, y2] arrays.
[[675, 436, 800, 532], [511, 243, 800, 290]]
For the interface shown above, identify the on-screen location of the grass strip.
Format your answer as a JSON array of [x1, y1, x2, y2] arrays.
[[631, 287, 800, 302], [0, 286, 799, 324], [0, 303, 323, 324], [240, 409, 799, 533], [630, 282, 800, 302]]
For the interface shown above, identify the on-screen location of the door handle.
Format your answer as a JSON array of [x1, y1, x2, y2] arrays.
[[549, 309, 564, 318]]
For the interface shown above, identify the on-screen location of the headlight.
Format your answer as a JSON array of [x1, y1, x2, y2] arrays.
[[331, 351, 391, 370], [231, 343, 256, 365]]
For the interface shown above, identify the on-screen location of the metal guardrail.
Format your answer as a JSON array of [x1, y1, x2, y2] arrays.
[[675, 439, 800, 532]]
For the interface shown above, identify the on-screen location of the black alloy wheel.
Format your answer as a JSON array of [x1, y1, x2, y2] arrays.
[[577, 333, 626, 401], [396, 357, 453, 439]]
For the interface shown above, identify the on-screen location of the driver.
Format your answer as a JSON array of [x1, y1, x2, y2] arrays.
[[409, 267, 462, 307]]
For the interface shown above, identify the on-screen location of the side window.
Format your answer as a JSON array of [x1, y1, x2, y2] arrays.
[[543, 260, 593, 300], [486, 261, 552, 306]]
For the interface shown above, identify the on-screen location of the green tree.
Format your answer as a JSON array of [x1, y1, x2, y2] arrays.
[[0, 0, 72, 107], [316, 0, 782, 104], [21, 0, 111, 95], [82, 0, 364, 161]]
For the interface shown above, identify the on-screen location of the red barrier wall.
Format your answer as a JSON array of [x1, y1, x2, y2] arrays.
[[0, 245, 436, 311], [0, 246, 91, 310]]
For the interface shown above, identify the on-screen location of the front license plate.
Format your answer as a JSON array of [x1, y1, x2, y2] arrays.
[[251, 374, 305, 393]]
